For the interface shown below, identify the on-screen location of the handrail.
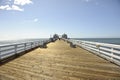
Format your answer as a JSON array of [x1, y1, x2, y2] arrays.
[[0, 39, 50, 60], [65, 39, 120, 66]]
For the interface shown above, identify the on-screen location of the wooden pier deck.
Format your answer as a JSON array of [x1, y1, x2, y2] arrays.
[[0, 40, 120, 80]]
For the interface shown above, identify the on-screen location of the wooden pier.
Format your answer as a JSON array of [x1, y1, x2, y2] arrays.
[[0, 40, 120, 80]]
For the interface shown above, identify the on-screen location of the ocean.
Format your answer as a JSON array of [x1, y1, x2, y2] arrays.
[[0, 38, 120, 45], [0, 38, 48, 45], [74, 38, 120, 45]]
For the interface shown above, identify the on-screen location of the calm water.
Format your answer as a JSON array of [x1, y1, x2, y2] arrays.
[[0, 38, 120, 45], [0, 38, 48, 45], [74, 38, 120, 45]]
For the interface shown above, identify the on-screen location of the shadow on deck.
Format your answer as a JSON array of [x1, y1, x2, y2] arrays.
[[0, 40, 120, 80]]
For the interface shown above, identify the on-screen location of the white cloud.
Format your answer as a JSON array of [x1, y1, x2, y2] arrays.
[[23, 18, 39, 23], [14, 0, 33, 6], [0, 5, 9, 10], [34, 18, 38, 22], [0, 0, 32, 11], [11, 5, 24, 11], [0, 5, 23, 11]]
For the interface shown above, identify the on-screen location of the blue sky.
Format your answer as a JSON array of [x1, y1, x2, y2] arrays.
[[0, 0, 120, 40]]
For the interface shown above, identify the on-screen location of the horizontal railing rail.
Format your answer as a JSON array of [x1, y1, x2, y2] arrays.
[[64, 39, 120, 66], [0, 39, 50, 60]]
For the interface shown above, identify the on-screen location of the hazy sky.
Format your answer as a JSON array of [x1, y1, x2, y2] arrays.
[[0, 0, 120, 40]]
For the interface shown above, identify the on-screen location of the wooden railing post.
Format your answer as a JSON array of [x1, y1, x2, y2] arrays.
[[111, 47, 114, 60], [31, 42, 33, 49], [96, 44, 100, 54], [15, 45, 17, 54], [24, 43, 26, 51], [0, 47, 1, 60]]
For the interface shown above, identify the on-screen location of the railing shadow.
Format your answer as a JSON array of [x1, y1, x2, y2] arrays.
[[0, 47, 38, 66]]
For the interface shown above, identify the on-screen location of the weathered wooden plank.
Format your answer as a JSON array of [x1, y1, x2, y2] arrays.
[[0, 40, 120, 80]]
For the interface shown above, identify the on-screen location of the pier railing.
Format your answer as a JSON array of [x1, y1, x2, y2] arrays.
[[65, 39, 120, 66], [0, 39, 50, 60]]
